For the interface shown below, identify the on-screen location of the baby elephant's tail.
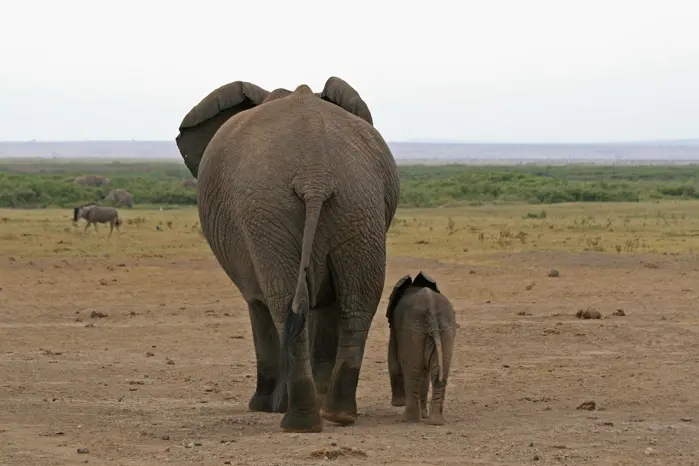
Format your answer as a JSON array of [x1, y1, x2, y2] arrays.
[[426, 290, 444, 382]]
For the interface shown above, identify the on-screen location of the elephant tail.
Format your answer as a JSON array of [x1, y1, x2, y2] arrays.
[[291, 195, 325, 316], [426, 290, 444, 382], [274, 193, 329, 411]]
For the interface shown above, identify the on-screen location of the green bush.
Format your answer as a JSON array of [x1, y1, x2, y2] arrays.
[[2, 159, 699, 208]]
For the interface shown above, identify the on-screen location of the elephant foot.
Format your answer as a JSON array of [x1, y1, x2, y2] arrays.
[[403, 406, 422, 423], [248, 392, 287, 413], [249, 373, 287, 412], [280, 409, 323, 433], [320, 407, 357, 426], [421, 407, 429, 419], [323, 363, 360, 426], [391, 395, 406, 407], [280, 377, 322, 433], [425, 413, 445, 426]]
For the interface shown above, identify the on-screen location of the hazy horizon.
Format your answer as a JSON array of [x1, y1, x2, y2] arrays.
[[4, 139, 699, 164]]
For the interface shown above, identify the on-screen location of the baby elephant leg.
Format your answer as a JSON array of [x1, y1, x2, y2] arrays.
[[419, 370, 429, 418], [401, 336, 425, 423], [402, 371, 423, 423], [426, 329, 455, 426], [388, 328, 405, 407]]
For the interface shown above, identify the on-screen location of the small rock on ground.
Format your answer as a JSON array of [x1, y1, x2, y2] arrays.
[[576, 308, 602, 319]]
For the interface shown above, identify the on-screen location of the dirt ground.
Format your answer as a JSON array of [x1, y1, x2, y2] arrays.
[[2, 247, 698, 466]]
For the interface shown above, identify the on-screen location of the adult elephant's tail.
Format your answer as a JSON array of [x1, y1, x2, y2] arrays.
[[273, 193, 329, 411]]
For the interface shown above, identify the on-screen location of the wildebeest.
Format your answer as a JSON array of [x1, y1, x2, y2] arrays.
[[73, 204, 122, 236]]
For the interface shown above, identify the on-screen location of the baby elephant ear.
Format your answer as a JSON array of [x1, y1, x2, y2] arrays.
[[318, 76, 374, 126], [413, 270, 440, 294], [386, 274, 413, 325]]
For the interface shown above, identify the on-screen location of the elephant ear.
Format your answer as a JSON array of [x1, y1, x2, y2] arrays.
[[413, 270, 441, 294], [175, 81, 270, 178], [386, 274, 413, 327], [318, 76, 374, 126]]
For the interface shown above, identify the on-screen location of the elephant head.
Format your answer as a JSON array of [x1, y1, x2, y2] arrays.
[[175, 77, 375, 178]]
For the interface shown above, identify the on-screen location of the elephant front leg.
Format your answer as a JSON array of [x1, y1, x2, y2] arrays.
[[388, 327, 406, 407], [247, 301, 287, 413]]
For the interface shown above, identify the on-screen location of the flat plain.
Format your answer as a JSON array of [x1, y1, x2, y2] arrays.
[[1, 202, 698, 465]]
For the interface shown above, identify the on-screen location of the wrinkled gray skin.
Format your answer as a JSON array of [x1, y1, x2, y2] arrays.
[[174, 77, 400, 433], [104, 188, 133, 208], [387, 283, 457, 425]]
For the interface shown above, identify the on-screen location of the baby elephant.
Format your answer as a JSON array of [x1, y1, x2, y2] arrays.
[[386, 271, 457, 425]]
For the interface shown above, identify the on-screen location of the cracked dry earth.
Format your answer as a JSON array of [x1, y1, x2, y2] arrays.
[[1, 251, 698, 465]]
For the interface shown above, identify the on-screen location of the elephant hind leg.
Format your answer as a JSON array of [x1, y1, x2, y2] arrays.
[[321, 239, 386, 426], [235, 220, 322, 433], [419, 370, 429, 419], [309, 302, 340, 407], [400, 332, 426, 423], [388, 327, 406, 407], [258, 294, 323, 433], [402, 366, 424, 423], [247, 300, 287, 413], [426, 329, 455, 426], [271, 295, 322, 433]]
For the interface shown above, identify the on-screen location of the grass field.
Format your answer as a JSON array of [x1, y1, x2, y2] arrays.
[[3, 200, 699, 260], [2, 197, 699, 465]]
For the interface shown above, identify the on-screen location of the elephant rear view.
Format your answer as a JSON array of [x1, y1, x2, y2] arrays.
[[386, 272, 458, 425], [175, 77, 400, 433]]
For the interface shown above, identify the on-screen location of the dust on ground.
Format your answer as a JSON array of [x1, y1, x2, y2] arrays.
[[1, 251, 698, 465]]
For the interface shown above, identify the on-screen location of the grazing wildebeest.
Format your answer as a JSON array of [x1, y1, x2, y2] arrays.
[[73, 204, 122, 236]]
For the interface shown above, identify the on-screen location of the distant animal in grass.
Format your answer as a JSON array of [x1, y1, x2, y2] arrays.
[[73, 204, 122, 237]]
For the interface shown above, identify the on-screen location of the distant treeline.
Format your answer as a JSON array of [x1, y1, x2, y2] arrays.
[[2, 159, 699, 208]]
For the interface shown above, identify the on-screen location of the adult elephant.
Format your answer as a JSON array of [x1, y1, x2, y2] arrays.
[[175, 77, 400, 433]]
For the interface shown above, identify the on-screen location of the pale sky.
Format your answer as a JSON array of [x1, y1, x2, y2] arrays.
[[1, 0, 698, 143]]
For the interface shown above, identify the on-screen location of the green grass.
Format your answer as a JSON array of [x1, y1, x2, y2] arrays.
[[3, 158, 699, 208]]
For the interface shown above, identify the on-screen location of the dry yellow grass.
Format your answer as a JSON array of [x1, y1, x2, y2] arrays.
[[3, 200, 699, 262], [391, 200, 699, 263]]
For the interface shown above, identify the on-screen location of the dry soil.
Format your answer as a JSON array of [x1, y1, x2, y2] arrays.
[[1, 243, 698, 465]]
